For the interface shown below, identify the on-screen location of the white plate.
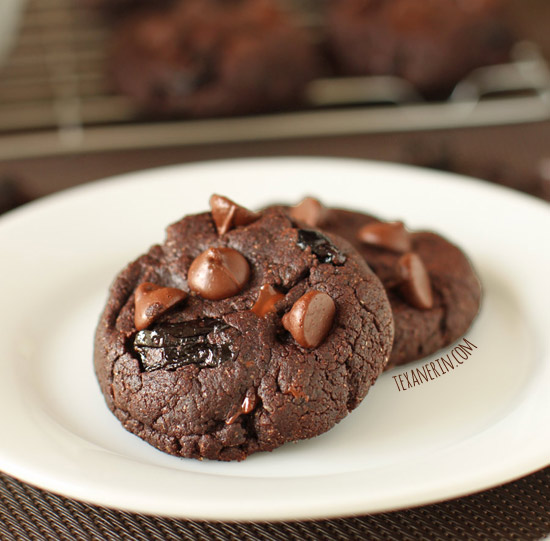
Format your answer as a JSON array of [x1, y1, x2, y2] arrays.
[[0, 157, 549, 522]]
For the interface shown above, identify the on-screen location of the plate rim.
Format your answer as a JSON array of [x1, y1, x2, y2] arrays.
[[0, 156, 549, 521]]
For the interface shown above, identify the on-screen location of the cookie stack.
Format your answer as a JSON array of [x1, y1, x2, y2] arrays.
[[94, 194, 480, 461]]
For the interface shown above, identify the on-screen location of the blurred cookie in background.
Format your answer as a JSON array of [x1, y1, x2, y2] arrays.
[[108, 0, 319, 117], [325, 0, 514, 98]]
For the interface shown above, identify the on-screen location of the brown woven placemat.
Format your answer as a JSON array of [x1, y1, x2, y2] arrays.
[[1, 466, 549, 540]]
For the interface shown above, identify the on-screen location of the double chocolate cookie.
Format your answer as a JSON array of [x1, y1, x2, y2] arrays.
[[288, 198, 481, 368], [94, 197, 393, 461]]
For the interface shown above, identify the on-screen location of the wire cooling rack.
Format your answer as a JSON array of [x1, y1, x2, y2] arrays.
[[1, 0, 550, 160]]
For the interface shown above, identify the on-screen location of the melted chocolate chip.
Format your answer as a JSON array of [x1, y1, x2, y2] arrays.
[[289, 197, 328, 228], [297, 229, 346, 265], [398, 252, 434, 310], [188, 246, 250, 300], [251, 284, 284, 317], [225, 388, 258, 425], [357, 221, 411, 253], [282, 290, 336, 348], [134, 282, 187, 331], [209, 194, 259, 236], [134, 318, 235, 372]]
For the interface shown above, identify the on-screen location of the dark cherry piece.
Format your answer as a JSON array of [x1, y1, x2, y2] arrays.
[[209, 194, 259, 236], [188, 246, 250, 300], [398, 252, 434, 310], [134, 318, 234, 372], [134, 282, 187, 331], [251, 284, 285, 317], [289, 197, 328, 228], [297, 229, 346, 265], [357, 221, 412, 253], [282, 290, 336, 348]]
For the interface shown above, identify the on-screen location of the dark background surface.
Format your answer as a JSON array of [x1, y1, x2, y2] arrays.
[[0, 0, 549, 199]]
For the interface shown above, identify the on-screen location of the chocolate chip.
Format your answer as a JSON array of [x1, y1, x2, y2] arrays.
[[134, 318, 234, 372], [297, 229, 346, 265], [357, 221, 411, 253], [188, 247, 250, 300], [134, 282, 187, 331], [226, 388, 258, 425], [251, 284, 285, 317], [398, 252, 434, 310], [241, 389, 258, 414], [209, 194, 259, 236], [282, 290, 336, 348], [289, 197, 328, 227]]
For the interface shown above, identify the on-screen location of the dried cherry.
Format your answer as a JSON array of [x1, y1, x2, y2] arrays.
[[133, 318, 234, 372], [297, 229, 346, 265]]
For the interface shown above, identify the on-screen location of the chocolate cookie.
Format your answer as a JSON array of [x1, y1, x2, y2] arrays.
[[108, 0, 318, 116], [288, 198, 481, 368], [94, 198, 393, 461], [325, 0, 513, 97]]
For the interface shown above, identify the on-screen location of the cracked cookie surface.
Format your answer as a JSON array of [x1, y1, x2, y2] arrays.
[[94, 207, 393, 461]]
